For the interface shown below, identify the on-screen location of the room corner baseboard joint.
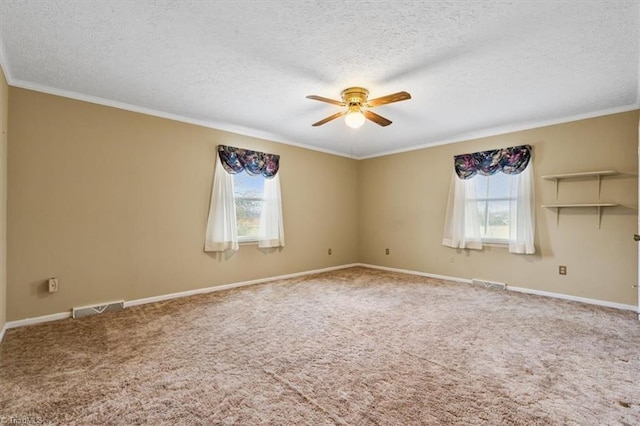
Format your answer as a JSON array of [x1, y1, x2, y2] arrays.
[[357, 263, 637, 312], [356, 263, 473, 285], [3, 262, 636, 334]]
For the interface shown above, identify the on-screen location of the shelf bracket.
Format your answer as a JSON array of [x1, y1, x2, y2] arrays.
[[597, 205, 602, 229]]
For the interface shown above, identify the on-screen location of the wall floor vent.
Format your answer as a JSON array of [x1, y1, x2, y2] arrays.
[[471, 279, 506, 291], [72, 301, 124, 319]]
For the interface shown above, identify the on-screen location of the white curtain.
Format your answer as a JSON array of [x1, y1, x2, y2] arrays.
[[442, 166, 535, 254], [508, 163, 535, 254], [258, 174, 285, 248], [204, 156, 239, 252], [442, 170, 483, 250]]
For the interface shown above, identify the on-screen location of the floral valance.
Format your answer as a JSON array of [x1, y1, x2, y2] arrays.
[[218, 145, 280, 178], [454, 145, 532, 180]]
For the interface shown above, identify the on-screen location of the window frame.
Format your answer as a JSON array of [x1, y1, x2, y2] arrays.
[[468, 174, 516, 245], [232, 173, 266, 244]]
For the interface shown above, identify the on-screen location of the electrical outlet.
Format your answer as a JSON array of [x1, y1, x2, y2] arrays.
[[559, 266, 567, 275], [328, 248, 332, 255], [385, 248, 390, 255], [48, 277, 59, 293]]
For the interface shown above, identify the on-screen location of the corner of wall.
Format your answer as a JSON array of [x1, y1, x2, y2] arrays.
[[355, 159, 363, 263], [357, 111, 639, 307], [0, 62, 8, 342]]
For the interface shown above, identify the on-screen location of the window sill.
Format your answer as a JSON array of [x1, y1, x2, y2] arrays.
[[481, 239, 508, 247], [238, 238, 259, 246]]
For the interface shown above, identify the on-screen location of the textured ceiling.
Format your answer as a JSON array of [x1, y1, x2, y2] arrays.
[[0, 1, 639, 158]]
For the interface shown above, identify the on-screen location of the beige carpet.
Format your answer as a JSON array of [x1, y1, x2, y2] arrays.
[[1, 267, 639, 425]]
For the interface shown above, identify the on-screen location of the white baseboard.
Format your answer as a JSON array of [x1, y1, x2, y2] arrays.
[[3, 263, 361, 331], [358, 263, 638, 312], [507, 286, 637, 312], [124, 263, 360, 308], [3, 262, 636, 335], [357, 263, 473, 284], [5, 312, 72, 330]]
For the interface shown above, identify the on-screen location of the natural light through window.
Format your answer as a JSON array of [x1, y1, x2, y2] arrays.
[[471, 173, 515, 243], [442, 144, 534, 254], [233, 173, 265, 241], [205, 145, 284, 252]]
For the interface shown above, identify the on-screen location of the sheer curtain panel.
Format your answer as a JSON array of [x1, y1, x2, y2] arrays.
[[442, 171, 483, 250], [205, 156, 239, 252], [258, 173, 285, 248], [205, 145, 284, 252], [508, 164, 535, 254], [442, 145, 535, 254]]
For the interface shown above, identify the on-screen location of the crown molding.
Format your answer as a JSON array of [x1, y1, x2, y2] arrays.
[[1, 29, 637, 162], [5, 77, 640, 162], [0, 37, 13, 84], [356, 103, 640, 160], [9, 78, 357, 159]]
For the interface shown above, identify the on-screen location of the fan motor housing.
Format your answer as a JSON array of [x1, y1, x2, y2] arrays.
[[341, 87, 369, 105]]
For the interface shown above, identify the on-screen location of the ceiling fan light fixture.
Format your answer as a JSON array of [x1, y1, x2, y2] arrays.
[[307, 87, 410, 128], [344, 106, 365, 129]]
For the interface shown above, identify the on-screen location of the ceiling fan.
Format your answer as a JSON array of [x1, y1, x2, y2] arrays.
[[306, 87, 411, 128]]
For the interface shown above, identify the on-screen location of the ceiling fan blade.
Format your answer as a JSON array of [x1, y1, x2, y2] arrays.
[[306, 95, 346, 107], [367, 91, 411, 107], [364, 110, 392, 127], [312, 111, 346, 126]]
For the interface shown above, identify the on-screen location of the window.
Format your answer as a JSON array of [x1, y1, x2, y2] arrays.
[[471, 173, 515, 243], [442, 145, 535, 254], [204, 145, 285, 252], [233, 173, 265, 242]]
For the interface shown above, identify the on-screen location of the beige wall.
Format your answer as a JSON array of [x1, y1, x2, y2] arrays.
[[6, 86, 639, 322], [359, 110, 639, 306], [0, 67, 7, 331], [7, 88, 359, 320]]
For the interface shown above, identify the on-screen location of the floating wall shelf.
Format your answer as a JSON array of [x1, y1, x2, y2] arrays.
[[541, 203, 618, 228], [541, 170, 618, 200], [541, 170, 620, 229]]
